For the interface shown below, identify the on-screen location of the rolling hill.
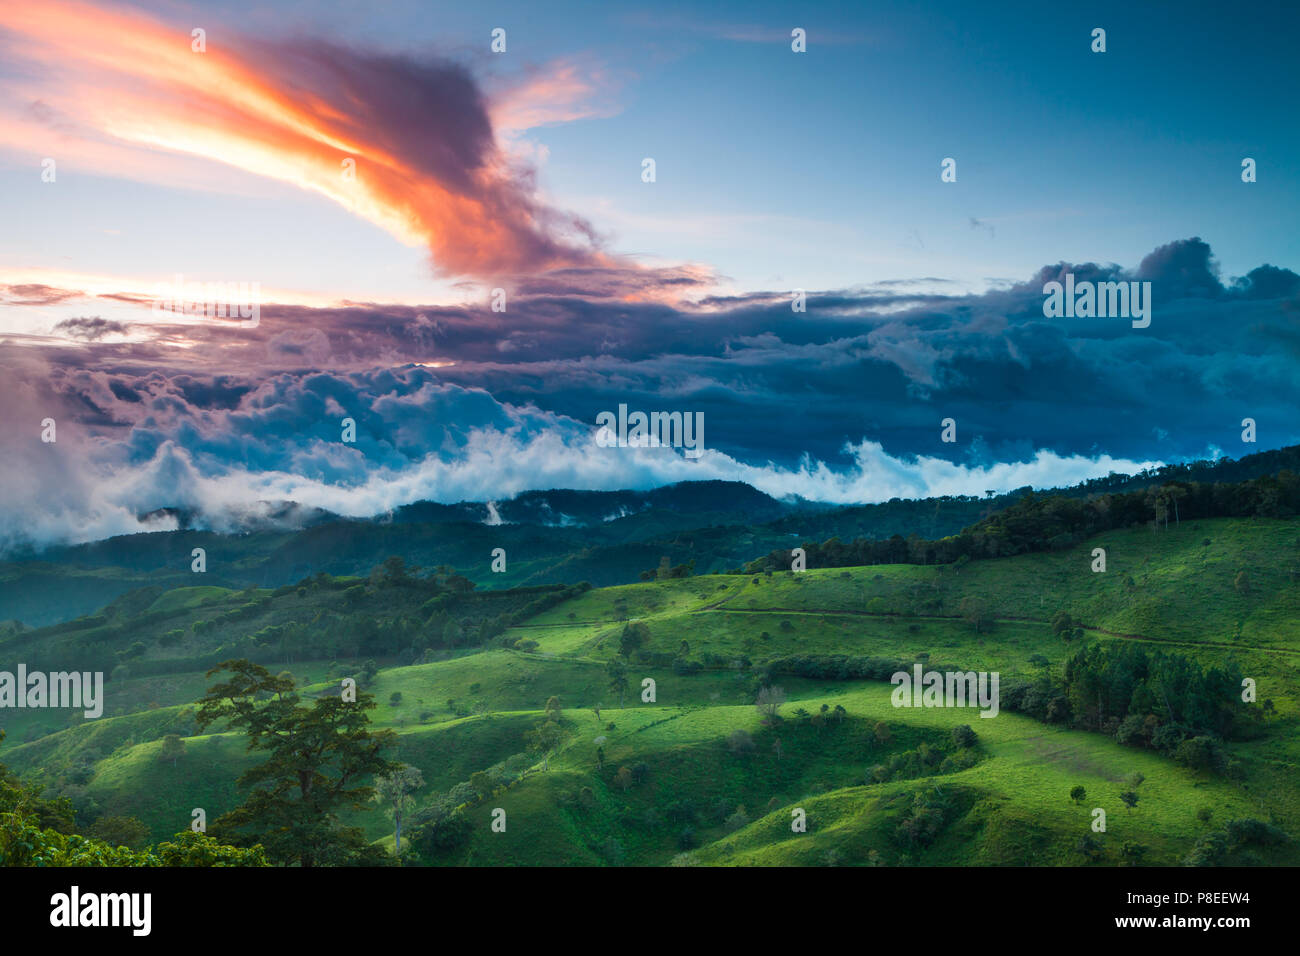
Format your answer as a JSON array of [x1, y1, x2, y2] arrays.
[[3, 510, 1297, 866]]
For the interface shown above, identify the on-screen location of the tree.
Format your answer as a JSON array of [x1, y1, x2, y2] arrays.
[[1070, 785, 1086, 805], [619, 622, 650, 658], [1120, 841, 1149, 866], [727, 729, 755, 755], [158, 734, 185, 767], [952, 725, 977, 748], [755, 685, 786, 726], [1126, 771, 1145, 790], [724, 806, 750, 832], [1050, 610, 1073, 638], [544, 696, 563, 722], [1076, 833, 1104, 861], [606, 660, 629, 708], [874, 721, 892, 746], [1119, 790, 1139, 813], [614, 766, 634, 791], [959, 596, 992, 633], [375, 555, 413, 586], [1173, 735, 1228, 774], [86, 815, 150, 850], [469, 771, 493, 802], [1166, 484, 1187, 525], [372, 765, 425, 857], [529, 717, 562, 755], [196, 659, 397, 867]]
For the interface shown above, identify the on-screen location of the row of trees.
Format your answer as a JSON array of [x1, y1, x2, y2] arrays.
[[744, 471, 1300, 572], [756, 643, 1251, 776], [996, 644, 1252, 773]]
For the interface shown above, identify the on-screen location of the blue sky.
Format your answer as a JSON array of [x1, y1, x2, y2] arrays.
[[0, 0, 1297, 548], [4, 0, 1296, 297]]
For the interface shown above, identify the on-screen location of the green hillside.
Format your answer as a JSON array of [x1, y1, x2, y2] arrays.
[[3, 514, 1297, 866]]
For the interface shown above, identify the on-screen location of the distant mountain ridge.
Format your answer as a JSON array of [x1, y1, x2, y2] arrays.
[[385, 480, 808, 528], [3, 445, 1298, 627]]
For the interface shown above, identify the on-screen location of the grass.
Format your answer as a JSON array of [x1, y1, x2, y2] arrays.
[[4, 515, 1299, 865]]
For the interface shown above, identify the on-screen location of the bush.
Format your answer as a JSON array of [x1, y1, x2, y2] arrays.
[[723, 806, 751, 832], [408, 809, 472, 858], [727, 729, 755, 756], [1225, 818, 1290, 848], [1173, 735, 1229, 774], [1185, 831, 1228, 867]]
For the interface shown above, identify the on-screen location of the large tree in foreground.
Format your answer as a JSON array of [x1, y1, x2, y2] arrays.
[[197, 659, 398, 867]]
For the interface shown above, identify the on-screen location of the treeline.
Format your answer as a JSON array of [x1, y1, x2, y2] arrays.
[[11, 561, 591, 679], [744, 470, 1300, 571], [755, 643, 1255, 776], [999, 642, 1252, 773]]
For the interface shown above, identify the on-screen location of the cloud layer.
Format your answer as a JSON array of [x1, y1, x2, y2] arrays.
[[2, 238, 1296, 551]]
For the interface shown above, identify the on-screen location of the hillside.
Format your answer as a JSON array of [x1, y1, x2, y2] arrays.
[[3, 513, 1297, 866], [5, 444, 1299, 627]]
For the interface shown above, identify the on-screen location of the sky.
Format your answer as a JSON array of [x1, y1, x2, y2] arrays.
[[1, 0, 1298, 550]]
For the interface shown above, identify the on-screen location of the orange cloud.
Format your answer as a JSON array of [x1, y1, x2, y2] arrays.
[[0, 0, 610, 277], [490, 59, 621, 134]]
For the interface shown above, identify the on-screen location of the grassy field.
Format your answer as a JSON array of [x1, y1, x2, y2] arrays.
[[3, 515, 1298, 865]]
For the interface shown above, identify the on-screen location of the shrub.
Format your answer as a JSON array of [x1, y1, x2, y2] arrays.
[[727, 729, 755, 755], [723, 806, 751, 832]]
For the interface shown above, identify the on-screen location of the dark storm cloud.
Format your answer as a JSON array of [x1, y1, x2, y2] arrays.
[[52, 317, 128, 340], [1, 238, 1297, 549]]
